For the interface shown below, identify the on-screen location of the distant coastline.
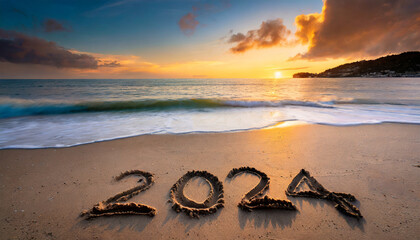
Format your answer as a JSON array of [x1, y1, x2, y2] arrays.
[[293, 52, 420, 78]]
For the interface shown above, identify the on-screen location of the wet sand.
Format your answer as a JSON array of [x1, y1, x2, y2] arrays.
[[0, 123, 419, 239]]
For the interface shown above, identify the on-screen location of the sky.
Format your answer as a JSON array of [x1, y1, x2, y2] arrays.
[[0, 0, 419, 79]]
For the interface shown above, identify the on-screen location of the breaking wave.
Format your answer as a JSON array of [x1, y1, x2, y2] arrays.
[[2, 97, 417, 119]]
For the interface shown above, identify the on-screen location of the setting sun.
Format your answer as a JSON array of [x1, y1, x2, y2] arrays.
[[274, 71, 283, 79]]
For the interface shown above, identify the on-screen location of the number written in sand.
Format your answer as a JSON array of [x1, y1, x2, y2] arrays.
[[81, 168, 362, 220], [227, 167, 296, 211], [81, 170, 156, 219], [169, 170, 225, 218], [286, 169, 362, 218]]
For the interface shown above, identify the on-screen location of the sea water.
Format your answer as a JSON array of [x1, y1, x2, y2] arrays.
[[0, 78, 419, 148]]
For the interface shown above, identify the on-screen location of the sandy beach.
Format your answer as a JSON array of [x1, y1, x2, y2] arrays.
[[0, 123, 419, 239]]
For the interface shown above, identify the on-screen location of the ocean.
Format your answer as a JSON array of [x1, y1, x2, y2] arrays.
[[0, 78, 419, 149]]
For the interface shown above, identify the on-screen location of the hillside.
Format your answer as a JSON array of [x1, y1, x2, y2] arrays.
[[293, 52, 420, 78]]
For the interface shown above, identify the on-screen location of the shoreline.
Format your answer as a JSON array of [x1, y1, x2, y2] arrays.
[[2, 121, 420, 150], [0, 123, 419, 239], [0, 119, 306, 150]]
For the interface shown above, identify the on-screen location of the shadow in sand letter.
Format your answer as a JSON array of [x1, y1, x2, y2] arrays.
[[286, 169, 363, 218], [80, 170, 157, 219]]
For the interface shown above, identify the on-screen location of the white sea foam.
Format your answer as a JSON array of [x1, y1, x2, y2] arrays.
[[0, 78, 419, 149], [0, 104, 419, 149]]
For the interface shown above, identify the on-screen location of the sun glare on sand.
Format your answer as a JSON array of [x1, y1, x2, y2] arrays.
[[274, 71, 283, 79]]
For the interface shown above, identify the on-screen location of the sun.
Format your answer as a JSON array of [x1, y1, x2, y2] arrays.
[[274, 71, 283, 79]]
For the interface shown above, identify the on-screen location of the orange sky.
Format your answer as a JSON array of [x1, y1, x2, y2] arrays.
[[0, 0, 418, 79]]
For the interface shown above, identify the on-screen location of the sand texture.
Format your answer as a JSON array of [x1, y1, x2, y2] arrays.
[[227, 167, 296, 211], [0, 123, 419, 239]]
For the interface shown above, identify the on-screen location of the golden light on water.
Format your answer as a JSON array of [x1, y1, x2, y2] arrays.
[[274, 71, 283, 79]]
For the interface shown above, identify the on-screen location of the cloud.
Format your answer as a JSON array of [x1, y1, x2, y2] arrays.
[[294, 0, 420, 60], [178, 13, 199, 35], [99, 60, 121, 67], [294, 13, 322, 45], [228, 18, 291, 53], [0, 29, 99, 68], [0, 29, 226, 78], [43, 19, 70, 33], [178, 0, 231, 35], [10, 8, 70, 33]]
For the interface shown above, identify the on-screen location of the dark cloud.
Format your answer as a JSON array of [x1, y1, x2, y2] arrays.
[[10, 8, 70, 33], [43, 19, 71, 33], [178, 13, 199, 35], [294, 0, 420, 60], [0, 29, 99, 69], [228, 33, 246, 42], [100, 60, 121, 67], [178, 0, 230, 35], [228, 19, 291, 53]]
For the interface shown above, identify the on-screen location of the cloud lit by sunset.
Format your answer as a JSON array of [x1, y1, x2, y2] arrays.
[[1, 2, 420, 239], [0, 0, 419, 79]]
